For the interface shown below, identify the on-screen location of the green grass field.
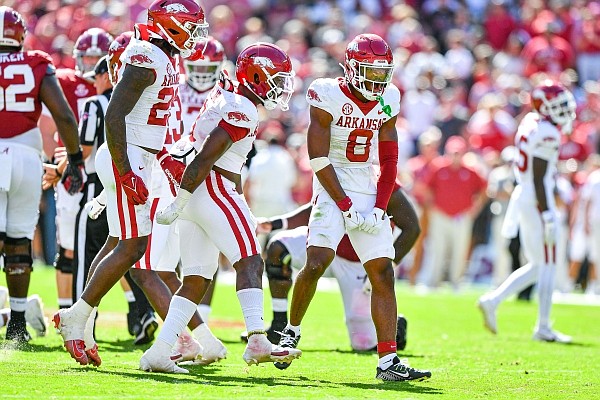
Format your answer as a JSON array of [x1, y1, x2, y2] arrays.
[[0, 265, 598, 399]]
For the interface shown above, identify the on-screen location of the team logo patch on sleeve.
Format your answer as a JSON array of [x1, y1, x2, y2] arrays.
[[227, 111, 251, 122], [307, 88, 321, 102], [130, 53, 153, 65]]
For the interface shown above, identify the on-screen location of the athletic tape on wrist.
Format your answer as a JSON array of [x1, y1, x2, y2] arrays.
[[270, 218, 288, 231]]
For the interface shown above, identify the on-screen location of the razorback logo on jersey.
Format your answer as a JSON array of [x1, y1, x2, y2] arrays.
[[165, 3, 189, 13], [307, 88, 321, 102], [227, 111, 250, 122], [130, 53, 153, 65], [254, 56, 275, 69]]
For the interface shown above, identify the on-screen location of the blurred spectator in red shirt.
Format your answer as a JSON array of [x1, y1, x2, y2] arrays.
[[466, 93, 517, 153], [521, 22, 574, 78], [574, 2, 600, 83], [483, 0, 517, 51]]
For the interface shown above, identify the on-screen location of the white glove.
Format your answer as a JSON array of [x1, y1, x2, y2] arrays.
[[85, 190, 107, 220], [362, 207, 386, 235], [156, 189, 192, 225], [541, 210, 556, 246], [342, 205, 365, 231]]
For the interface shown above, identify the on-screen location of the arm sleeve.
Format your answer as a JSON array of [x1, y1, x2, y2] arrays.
[[375, 140, 399, 209]]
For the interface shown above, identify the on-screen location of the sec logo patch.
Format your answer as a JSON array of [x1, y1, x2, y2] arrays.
[[342, 103, 353, 115]]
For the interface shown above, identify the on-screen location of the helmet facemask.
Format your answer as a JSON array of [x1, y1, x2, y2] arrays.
[[346, 59, 394, 101], [262, 69, 295, 111], [156, 17, 208, 59], [539, 90, 577, 134], [186, 61, 222, 92]]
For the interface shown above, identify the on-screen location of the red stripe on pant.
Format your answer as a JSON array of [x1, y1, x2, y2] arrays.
[[206, 173, 248, 258], [142, 198, 159, 270], [112, 163, 127, 239], [215, 174, 258, 256]]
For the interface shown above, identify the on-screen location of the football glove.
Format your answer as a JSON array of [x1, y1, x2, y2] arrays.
[[119, 170, 149, 205], [541, 210, 556, 246], [156, 147, 186, 196], [61, 150, 85, 195], [85, 190, 107, 220], [342, 205, 365, 231], [362, 207, 386, 235], [156, 189, 192, 225]]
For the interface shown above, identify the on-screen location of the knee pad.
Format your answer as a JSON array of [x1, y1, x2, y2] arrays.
[[54, 246, 75, 273], [265, 242, 292, 283], [4, 237, 33, 275]]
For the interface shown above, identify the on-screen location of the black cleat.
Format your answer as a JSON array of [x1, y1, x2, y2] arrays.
[[376, 357, 431, 382], [396, 315, 407, 351], [274, 328, 301, 370], [127, 311, 141, 336], [134, 311, 158, 345], [5, 320, 32, 343]]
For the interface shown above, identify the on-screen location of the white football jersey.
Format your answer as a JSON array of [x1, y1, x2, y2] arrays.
[[306, 77, 400, 195], [178, 82, 210, 136], [119, 37, 180, 151], [514, 112, 560, 208], [268, 226, 308, 271], [191, 84, 259, 174]]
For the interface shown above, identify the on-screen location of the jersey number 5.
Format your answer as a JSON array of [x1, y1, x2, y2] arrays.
[[346, 129, 373, 162], [517, 135, 528, 172], [0, 64, 35, 112]]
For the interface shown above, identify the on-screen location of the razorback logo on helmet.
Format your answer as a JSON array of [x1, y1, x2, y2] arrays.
[[130, 53, 153, 65], [307, 88, 321, 102], [165, 3, 189, 13], [253, 56, 275, 69], [227, 111, 251, 122]]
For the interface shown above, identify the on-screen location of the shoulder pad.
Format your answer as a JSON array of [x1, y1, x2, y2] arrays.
[[122, 38, 162, 69], [219, 94, 258, 129], [306, 78, 335, 104]]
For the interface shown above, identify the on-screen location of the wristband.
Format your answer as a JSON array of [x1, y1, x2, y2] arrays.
[[309, 157, 331, 173], [156, 147, 169, 163], [67, 149, 84, 164], [270, 218, 288, 231], [336, 196, 352, 212]]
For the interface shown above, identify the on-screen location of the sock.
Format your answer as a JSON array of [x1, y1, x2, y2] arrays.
[[236, 288, 264, 333], [272, 298, 288, 313], [0, 308, 9, 328], [536, 261, 556, 330], [284, 323, 301, 336], [197, 304, 211, 323], [71, 298, 94, 321], [58, 298, 73, 309], [156, 295, 197, 347], [9, 297, 27, 312], [488, 263, 538, 306], [192, 323, 214, 343], [378, 353, 398, 370]]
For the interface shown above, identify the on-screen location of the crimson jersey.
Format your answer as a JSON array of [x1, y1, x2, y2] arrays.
[[0, 50, 54, 139], [55, 68, 95, 122]]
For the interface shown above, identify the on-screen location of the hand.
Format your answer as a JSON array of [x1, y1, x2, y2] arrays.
[[541, 210, 556, 246], [342, 205, 365, 231], [156, 189, 192, 225], [156, 147, 185, 196], [42, 163, 61, 190], [255, 217, 273, 234], [119, 170, 149, 205], [362, 207, 386, 235], [85, 191, 107, 220], [61, 150, 85, 194]]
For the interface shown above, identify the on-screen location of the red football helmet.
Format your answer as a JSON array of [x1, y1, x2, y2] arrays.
[[0, 6, 27, 48], [147, 0, 209, 59], [107, 31, 133, 85], [236, 42, 294, 111], [184, 37, 226, 92], [531, 80, 576, 134], [343, 34, 394, 101], [74, 28, 114, 74]]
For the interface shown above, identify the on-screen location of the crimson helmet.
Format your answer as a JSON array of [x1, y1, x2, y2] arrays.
[[531, 80, 576, 134], [184, 36, 226, 92], [235, 42, 294, 111], [74, 28, 114, 74], [0, 6, 27, 48], [107, 31, 133, 85], [343, 34, 394, 101], [147, 0, 209, 59]]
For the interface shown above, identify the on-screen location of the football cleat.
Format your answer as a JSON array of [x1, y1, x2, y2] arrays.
[[243, 331, 301, 366], [127, 311, 141, 336], [274, 328, 301, 370], [84, 310, 101, 367], [53, 310, 88, 365], [25, 295, 48, 337], [240, 320, 287, 345], [5, 319, 31, 344], [140, 345, 189, 374], [174, 332, 201, 362], [396, 315, 407, 351], [196, 332, 227, 365], [85, 344, 102, 367], [533, 327, 572, 344], [376, 357, 432, 382], [477, 296, 497, 334], [134, 311, 158, 345]]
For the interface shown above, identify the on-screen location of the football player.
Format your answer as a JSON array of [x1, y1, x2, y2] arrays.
[[53, 0, 209, 367], [0, 6, 83, 342], [478, 81, 577, 343], [139, 42, 301, 373], [276, 34, 431, 381]]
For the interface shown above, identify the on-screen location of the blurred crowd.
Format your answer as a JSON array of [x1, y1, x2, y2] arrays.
[[9, 0, 600, 295]]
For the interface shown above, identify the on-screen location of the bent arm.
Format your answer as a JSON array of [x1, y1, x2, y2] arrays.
[[387, 188, 421, 264], [533, 157, 549, 211]]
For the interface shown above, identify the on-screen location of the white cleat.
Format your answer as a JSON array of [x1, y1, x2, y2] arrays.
[[174, 332, 201, 362], [533, 327, 572, 344], [25, 295, 48, 337], [242, 333, 301, 366], [140, 345, 189, 374], [196, 332, 227, 365], [477, 296, 497, 334], [0, 287, 8, 309], [53, 309, 88, 365]]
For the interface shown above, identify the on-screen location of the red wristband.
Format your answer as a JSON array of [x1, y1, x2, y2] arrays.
[[336, 196, 352, 212], [377, 341, 397, 354]]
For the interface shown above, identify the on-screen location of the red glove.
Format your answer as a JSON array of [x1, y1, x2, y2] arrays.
[[156, 147, 185, 196], [119, 170, 149, 205]]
